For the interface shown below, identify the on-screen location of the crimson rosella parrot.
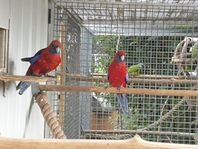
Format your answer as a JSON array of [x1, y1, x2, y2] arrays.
[[16, 40, 62, 95], [108, 51, 129, 116]]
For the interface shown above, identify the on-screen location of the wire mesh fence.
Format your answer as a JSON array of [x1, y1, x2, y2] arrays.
[[46, 0, 198, 144]]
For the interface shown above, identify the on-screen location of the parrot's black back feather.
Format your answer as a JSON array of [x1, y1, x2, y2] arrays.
[[21, 57, 32, 62], [21, 48, 45, 64]]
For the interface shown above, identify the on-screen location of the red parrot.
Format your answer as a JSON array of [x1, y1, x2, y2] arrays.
[[16, 40, 62, 95], [108, 51, 129, 116]]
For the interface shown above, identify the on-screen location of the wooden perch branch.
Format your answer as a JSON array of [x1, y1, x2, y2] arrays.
[[84, 129, 195, 138], [0, 74, 56, 83], [171, 37, 198, 76], [64, 73, 198, 85], [1, 73, 197, 85], [180, 37, 191, 60], [39, 85, 198, 97], [0, 134, 198, 149], [171, 58, 198, 63], [90, 73, 185, 79], [173, 40, 185, 59], [172, 37, 192, 63]]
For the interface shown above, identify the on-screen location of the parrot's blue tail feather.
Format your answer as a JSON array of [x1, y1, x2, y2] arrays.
[[16, 81, 31, 95], [116, 94, 128, 116]]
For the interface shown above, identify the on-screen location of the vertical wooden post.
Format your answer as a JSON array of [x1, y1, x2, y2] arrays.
[[59, 21, 66, 128]]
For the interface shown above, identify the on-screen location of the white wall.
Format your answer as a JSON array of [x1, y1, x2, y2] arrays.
[[0, 0, 48, 138], [0, 0, 10, 29]]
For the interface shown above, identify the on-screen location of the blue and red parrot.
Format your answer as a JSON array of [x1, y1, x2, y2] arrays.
[[16, 40, 62, 95], [108, 51, 129, 116]]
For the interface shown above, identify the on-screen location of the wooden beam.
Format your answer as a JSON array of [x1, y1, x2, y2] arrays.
[[39, 85, 198, 97], [59, 22, 67, 128], [0, 135, 197, 149]]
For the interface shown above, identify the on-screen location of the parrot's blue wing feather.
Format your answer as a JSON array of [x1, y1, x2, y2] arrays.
[[29, 48, 45, 64], [116, 94, 128, 116], [29, 55, 40, 64], [125, 72, 129, 84], [21, 49, 45, 64], [16, 81, 31, 95]]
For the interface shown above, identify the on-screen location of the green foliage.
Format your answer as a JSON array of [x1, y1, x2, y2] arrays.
[[92, 35, 118, 73], [175, 25, 198, 33], [192, 42, 198, 59], [92, 56, 109, 73], [92, 35, 117, 54]]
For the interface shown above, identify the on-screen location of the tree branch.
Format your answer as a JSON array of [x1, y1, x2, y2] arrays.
[[138, 97, 186, 131]]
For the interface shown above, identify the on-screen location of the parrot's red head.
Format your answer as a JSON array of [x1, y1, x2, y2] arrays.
[[115, 51, 126, 62], [48, 40, 62, 54], [50, 40, 63, 49], [116, 51, 126, 56]]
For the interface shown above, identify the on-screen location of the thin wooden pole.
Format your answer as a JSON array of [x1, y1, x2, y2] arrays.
[[84, 130, 195, 138], [0, 74, 56, 82], [64, 73, 198, 85], [59, 22, 66, 128], [90, 73, 185, 79], [39, 85, 198, 97]]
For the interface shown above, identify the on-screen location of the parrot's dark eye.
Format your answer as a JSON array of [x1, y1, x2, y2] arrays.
[[52, 44, 58, 48]]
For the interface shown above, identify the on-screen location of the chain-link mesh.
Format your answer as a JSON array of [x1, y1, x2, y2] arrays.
[[46, 0, 198, 144]]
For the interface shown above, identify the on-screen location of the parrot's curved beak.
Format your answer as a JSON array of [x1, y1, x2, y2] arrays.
[[56, 47, 61, 54], [121, 55, 125, 61]]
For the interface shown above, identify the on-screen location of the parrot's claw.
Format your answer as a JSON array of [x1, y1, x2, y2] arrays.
[[117, 87, 121, 91], [44, 74, 55, 78]]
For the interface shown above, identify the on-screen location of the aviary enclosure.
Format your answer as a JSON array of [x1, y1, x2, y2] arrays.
[[45, 0, 198, 144]]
